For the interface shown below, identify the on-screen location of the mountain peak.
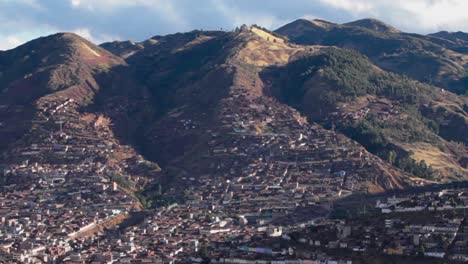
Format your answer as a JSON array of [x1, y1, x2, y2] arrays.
[[8, 32, 119, 62], [233, 25, 308, 67], [247, 25, 286, 43], [50, 32, 85, 40], [289, 18, 337, 29], [20, 32, 89, 48], [429, 30, 468, 43], [275, 19, 336, 42], [309, 19, 337, 28], [344, 18, 400, 33], [0, 32, 125, 105]]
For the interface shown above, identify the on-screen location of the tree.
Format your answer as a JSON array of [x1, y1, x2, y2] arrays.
[[386, 150, 397, 165], [427, 120, 439, 134]]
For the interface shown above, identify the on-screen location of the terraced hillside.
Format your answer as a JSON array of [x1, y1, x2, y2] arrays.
[[106, 26, 421, 200], [1, 19, 467, 263], [261, 47, 467, 180], [0, 33, 161, 207]]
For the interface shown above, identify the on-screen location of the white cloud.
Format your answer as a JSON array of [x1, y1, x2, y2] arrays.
[[0, 35, 23, 50], [0, 21, 58, 50], [318, 0, 373, 14], [211, 0, 287, 30], [70, 0, 80, 7], [68, 0, 187, 28], [6, 36, 22, 47], [0, 0, 42, 9], [318, 0, 468, 32], [0, 27, 118, 50], [71, 28, 119, 44], [3, 0, 468, 51]]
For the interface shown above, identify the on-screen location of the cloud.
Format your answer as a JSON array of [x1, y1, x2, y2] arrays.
[[0, 30, 53, 50], [0, 36, 22, 50], [2, 0, 468, 51], [68, 0, 187, 28], [0, 0, 42, 9], [70, 0, 80, 7], [71, 28, 120, 44], [0, 16, 58, 50], [318, 0, 468, 32], [318, 0, 373, 14], [210, 0, 287, 30]]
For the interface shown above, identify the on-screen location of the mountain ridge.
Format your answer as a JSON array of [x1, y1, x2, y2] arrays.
[[1, 20, 467, 200], [276, 19, 468, 95], [344, 18, 400, 33], [2, 18, 468, 263]]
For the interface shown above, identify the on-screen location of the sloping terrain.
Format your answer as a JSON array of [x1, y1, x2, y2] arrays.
[[0, 33, 124, 152], [99, 40, 145, 59], [430, 31, 468, 46], [261, 46, 468, 180], [0, 33, 124, 104], [1, 20, 468, 263], [344, 18, 400, 34], [113, 26, 419, 202], [0, 33, 160, 192], [1, 22, 467, 202], [276, 19, 468, 95], [428, 31, 468, 55], [100, 30, 225, 59]]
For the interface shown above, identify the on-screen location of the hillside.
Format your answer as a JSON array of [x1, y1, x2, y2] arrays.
[[99, 40, 145, 58], [276, 19, 468, 95], [430, 31, 468, 45], [0, 33, 160, 195], [100, 30, 226, 60], [344, 18, 400, 34], [428, 31, 468, 55], [0, 33, 125, 151], [103, 26, 414, 201], [2, 20, 468, 263], [261, 47, 468, 180], [1, 22, 467, 203]]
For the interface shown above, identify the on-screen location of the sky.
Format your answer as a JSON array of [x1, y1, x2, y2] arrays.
[[1, 0, 468, 50]]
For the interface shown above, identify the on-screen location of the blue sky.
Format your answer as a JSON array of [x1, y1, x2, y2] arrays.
[[1, 0, 468, 50]]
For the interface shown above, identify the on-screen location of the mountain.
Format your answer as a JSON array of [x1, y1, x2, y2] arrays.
[[430, 31, 468, 45], [0, 33, 124, 104], [0, 33, 160, 195], [270, 19, 468, 178], [0, 33, 123, 150], [1, 20, 468, 262], [344, 18, 400, 34], [127, 26, 417, 197], [276, 19, 468, 95], [100, 30, 226, 60], [262, 46, 467, 180], [1, 21, 467, 202], [99, 40, 145, 58], [428, 31, 468, 55], [113, 24, 466, 185], [0, 26, 421, 203]]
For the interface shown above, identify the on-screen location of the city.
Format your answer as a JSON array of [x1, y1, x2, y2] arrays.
[[1, 1, 468, 263]]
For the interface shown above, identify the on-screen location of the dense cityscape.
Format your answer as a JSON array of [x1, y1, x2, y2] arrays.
[[1, 1, 468, 263], [0, 83, 467, 262]]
